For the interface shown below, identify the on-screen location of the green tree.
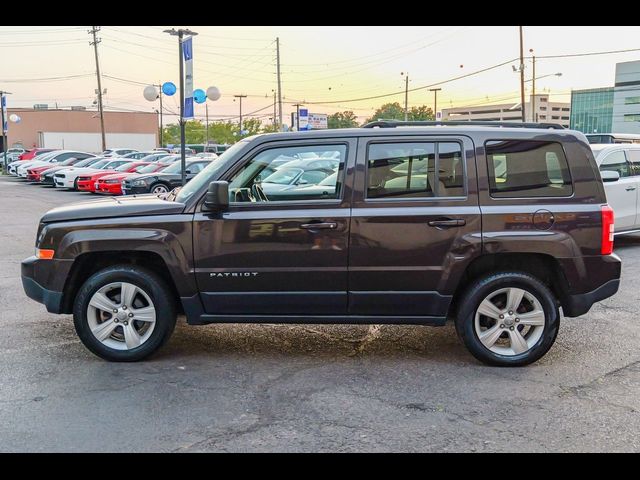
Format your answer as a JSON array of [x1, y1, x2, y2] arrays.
[[328, 111, 359, 129], [365, 102, 405, 123], [364, 102, 435, 124], [408, 105, 434, 121], [261, 123, 281, 133]]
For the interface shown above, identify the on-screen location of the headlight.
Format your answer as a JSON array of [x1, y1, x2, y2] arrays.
[[132, 180, 147, 186], [105, 179, 120, 184]]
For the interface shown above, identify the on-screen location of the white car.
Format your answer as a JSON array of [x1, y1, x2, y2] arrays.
[[101, 148, 139, 157], [53, 158, 131, 189], [16, 150, 94, 178], [592, 143, 640, 234], [11, 150, 60, 175]]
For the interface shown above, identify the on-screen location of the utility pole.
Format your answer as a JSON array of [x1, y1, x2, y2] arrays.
[[519, 26, 526, 122], [164, 28, 198, 187], [89, 26, 106, 152], [273, 90, 277, 127], [234, 94, 247, 134], [429, 88, 442, 120], [0, 90, 10, 173], [530, 50, 536, 122], [402, 72, 409, 121], [276, 38, 283, 130]]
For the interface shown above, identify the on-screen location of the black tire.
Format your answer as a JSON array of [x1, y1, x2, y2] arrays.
[[73, 178, 79, 190], [73, 265, 177, 362], [454, 271, 560, 367], [149, 182, 169, 194]]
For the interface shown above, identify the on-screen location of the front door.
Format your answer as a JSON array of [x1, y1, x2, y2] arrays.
[[348, 136, 481, 317], [600, 150, 637, 231], [193, 139, 355, 316]]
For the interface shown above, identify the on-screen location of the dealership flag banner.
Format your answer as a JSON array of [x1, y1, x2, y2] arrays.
[[183, 36, 194, 119]]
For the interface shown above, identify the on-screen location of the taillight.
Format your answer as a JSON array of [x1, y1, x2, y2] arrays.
[[601, 205, 615, 255]]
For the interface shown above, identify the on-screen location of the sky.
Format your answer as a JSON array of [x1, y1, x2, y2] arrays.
[[2, 25, 640, 125]]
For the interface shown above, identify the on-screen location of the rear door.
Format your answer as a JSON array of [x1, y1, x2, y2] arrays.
[[599, 149, 636, 231], [624, 148, 640, 229], [348, 135, 481, 317]]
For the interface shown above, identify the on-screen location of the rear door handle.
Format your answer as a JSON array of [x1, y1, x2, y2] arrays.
[[626, 186, 636, 191], [428, 218, 466, 228], [300, 222, 338, 230]]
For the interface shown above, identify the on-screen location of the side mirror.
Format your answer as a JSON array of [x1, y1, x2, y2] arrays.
[[203, 181, 229, 212], [185, 169, 192, 174], [601, 170, 620, 182], [297, 179, 309, 185]]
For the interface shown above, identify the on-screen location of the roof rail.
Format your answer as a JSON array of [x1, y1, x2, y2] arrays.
[[362, 120, 565, 130]]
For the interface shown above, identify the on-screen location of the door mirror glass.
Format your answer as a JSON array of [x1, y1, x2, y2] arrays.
[[601, 170, 621, 182], [185, 169, 192, 174], [203, 181, 229, 211]]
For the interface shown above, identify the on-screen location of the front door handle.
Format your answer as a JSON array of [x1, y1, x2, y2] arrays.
[[428, 218, 466, 228], [626, 186, 636, 191], [300, 222, 338, 230]]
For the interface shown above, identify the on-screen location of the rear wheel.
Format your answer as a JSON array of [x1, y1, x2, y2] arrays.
[[150, 183, 169, 194], [454, 272, 560, 367], [73, 265, 177, 362]]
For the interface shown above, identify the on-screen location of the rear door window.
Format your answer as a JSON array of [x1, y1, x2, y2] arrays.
[[600, 150, 630, 177], [486, 140, 572, 198]]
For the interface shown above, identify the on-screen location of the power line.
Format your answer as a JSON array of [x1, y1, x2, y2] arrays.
[[535, 47, 640, 59]]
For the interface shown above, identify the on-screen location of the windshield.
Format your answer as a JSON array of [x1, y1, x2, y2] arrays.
[[136, 163, 161, 173], [74, 158, 98, 167], [115, 162, 136, 172], [263, 168, 303, 185], [175, 141, 248, 203], [60, 158, 79, 166], [88, 160, 110, 169]]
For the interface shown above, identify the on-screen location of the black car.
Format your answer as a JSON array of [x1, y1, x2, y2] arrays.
[[121, 159, 212, 195]]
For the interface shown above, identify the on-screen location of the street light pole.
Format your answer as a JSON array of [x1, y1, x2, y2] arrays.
[[205, 102, 209, 146], [164, 27, 198, 187], [158, 81, 163, 147], [429, 88, 442, 120], [529, 49, 536, 122]]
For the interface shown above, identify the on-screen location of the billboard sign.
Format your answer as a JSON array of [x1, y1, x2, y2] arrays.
[[291, 111, 328, 130]]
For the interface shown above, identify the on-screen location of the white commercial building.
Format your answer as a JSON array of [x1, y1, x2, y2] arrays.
[[442, 94, 570, 127]]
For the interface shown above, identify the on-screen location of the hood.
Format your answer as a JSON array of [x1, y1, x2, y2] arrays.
[[57, 166, 100, 176], [99, 172, 132, 181], [41, 195, 185, 223]]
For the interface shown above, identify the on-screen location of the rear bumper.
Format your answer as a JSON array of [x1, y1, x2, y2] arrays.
[[561, 253, 621, 317], [563, 279, 620, 317]]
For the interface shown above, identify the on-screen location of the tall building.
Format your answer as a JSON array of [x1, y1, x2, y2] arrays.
[[570, 60, 640, 134], [441, 94, 570, 127]]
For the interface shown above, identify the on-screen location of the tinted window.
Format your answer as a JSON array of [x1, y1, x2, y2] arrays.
[[367, 142, 465, 199], [486, 140, 572, 198], [228, 144, 347, 203], [626, 150, 640, 175], [600, 150, 629, 177]]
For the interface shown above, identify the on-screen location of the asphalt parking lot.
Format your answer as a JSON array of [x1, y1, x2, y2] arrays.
[[1, 174, 639, 452]]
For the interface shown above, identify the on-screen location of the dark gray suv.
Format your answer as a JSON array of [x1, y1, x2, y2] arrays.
[[22, 121, 621, 366]]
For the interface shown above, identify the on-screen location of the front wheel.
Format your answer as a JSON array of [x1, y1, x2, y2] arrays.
[[73, 265, 177, 361], [455, 272, 560, 367], [150, 183, 169, 194]]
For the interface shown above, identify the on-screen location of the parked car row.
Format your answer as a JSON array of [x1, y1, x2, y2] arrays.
[[6, 147, 224, 196]]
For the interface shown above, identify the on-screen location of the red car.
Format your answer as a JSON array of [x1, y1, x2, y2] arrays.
[[95, 162, 167, 195], [19, 148, 55, 161], [77, 161, 151, 193], [26, 157, 89, 182]]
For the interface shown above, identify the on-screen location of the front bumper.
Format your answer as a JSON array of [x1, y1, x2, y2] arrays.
[[121, 185, 149, 195], [54, 176, 75, 189], [21, 256, 74, 314], [97, 183, 121, 194], [76, 180, 95, 192]]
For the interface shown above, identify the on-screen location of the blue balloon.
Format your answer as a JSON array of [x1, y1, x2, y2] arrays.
[[193, 89, 206, 104], [162, 82, 177, 96]]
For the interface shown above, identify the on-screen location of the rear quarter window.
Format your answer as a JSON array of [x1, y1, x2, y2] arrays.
[[486, 140, 573, 198]]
